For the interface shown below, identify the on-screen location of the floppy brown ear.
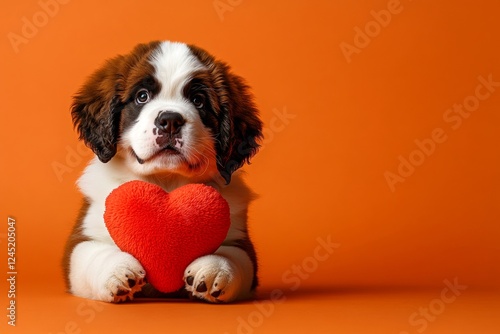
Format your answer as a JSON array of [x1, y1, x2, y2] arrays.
[[71, 42, 160, 163], [216, 71, 263, 183], [189, 45, 263, 183], [71, 57, 124, 163]]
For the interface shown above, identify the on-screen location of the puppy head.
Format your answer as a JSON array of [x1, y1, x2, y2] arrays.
[[72, 41, 262, 183]]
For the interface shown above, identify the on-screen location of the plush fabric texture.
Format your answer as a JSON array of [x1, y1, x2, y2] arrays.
[[104, 180, 230, 292]]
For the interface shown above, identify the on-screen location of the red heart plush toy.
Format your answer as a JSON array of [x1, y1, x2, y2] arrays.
[[104, 181, 230, 293]]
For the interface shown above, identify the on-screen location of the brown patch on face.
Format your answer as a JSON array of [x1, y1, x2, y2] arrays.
[[71, 41, 161, 163], [187, 45, 263, 184], [62, 199, 91, 291], [183, 70, 221, 133]]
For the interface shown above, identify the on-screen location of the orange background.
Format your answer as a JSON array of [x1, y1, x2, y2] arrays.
[[0, 0, 499, 333]]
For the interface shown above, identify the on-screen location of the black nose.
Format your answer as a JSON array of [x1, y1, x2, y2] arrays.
[[154, 112, 185, 135]]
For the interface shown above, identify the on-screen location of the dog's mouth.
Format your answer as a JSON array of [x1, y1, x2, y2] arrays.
[[132, 145, 182, 165], [159, 144, 181, 155]]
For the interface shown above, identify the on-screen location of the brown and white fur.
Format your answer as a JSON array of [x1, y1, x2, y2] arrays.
[[62, 41, 262, 303]]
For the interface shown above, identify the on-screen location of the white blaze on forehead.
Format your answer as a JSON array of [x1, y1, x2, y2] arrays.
[[150, 42, 206, 99], [119, 41, 216, 176]]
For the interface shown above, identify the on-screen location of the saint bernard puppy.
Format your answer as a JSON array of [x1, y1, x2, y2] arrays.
[[62, 41, 262, 303]]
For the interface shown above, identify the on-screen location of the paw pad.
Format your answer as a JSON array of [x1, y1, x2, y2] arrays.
[[183, 255, 241, 303], [196, 281, 207, 292]]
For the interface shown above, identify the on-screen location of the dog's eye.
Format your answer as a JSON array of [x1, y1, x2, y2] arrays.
[[135, 89, 150, 104], [191, 93, 205, 109]]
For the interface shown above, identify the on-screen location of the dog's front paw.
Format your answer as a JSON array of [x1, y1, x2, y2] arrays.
[[98, 252, 146, 303], [184, 255, 242, 303]]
